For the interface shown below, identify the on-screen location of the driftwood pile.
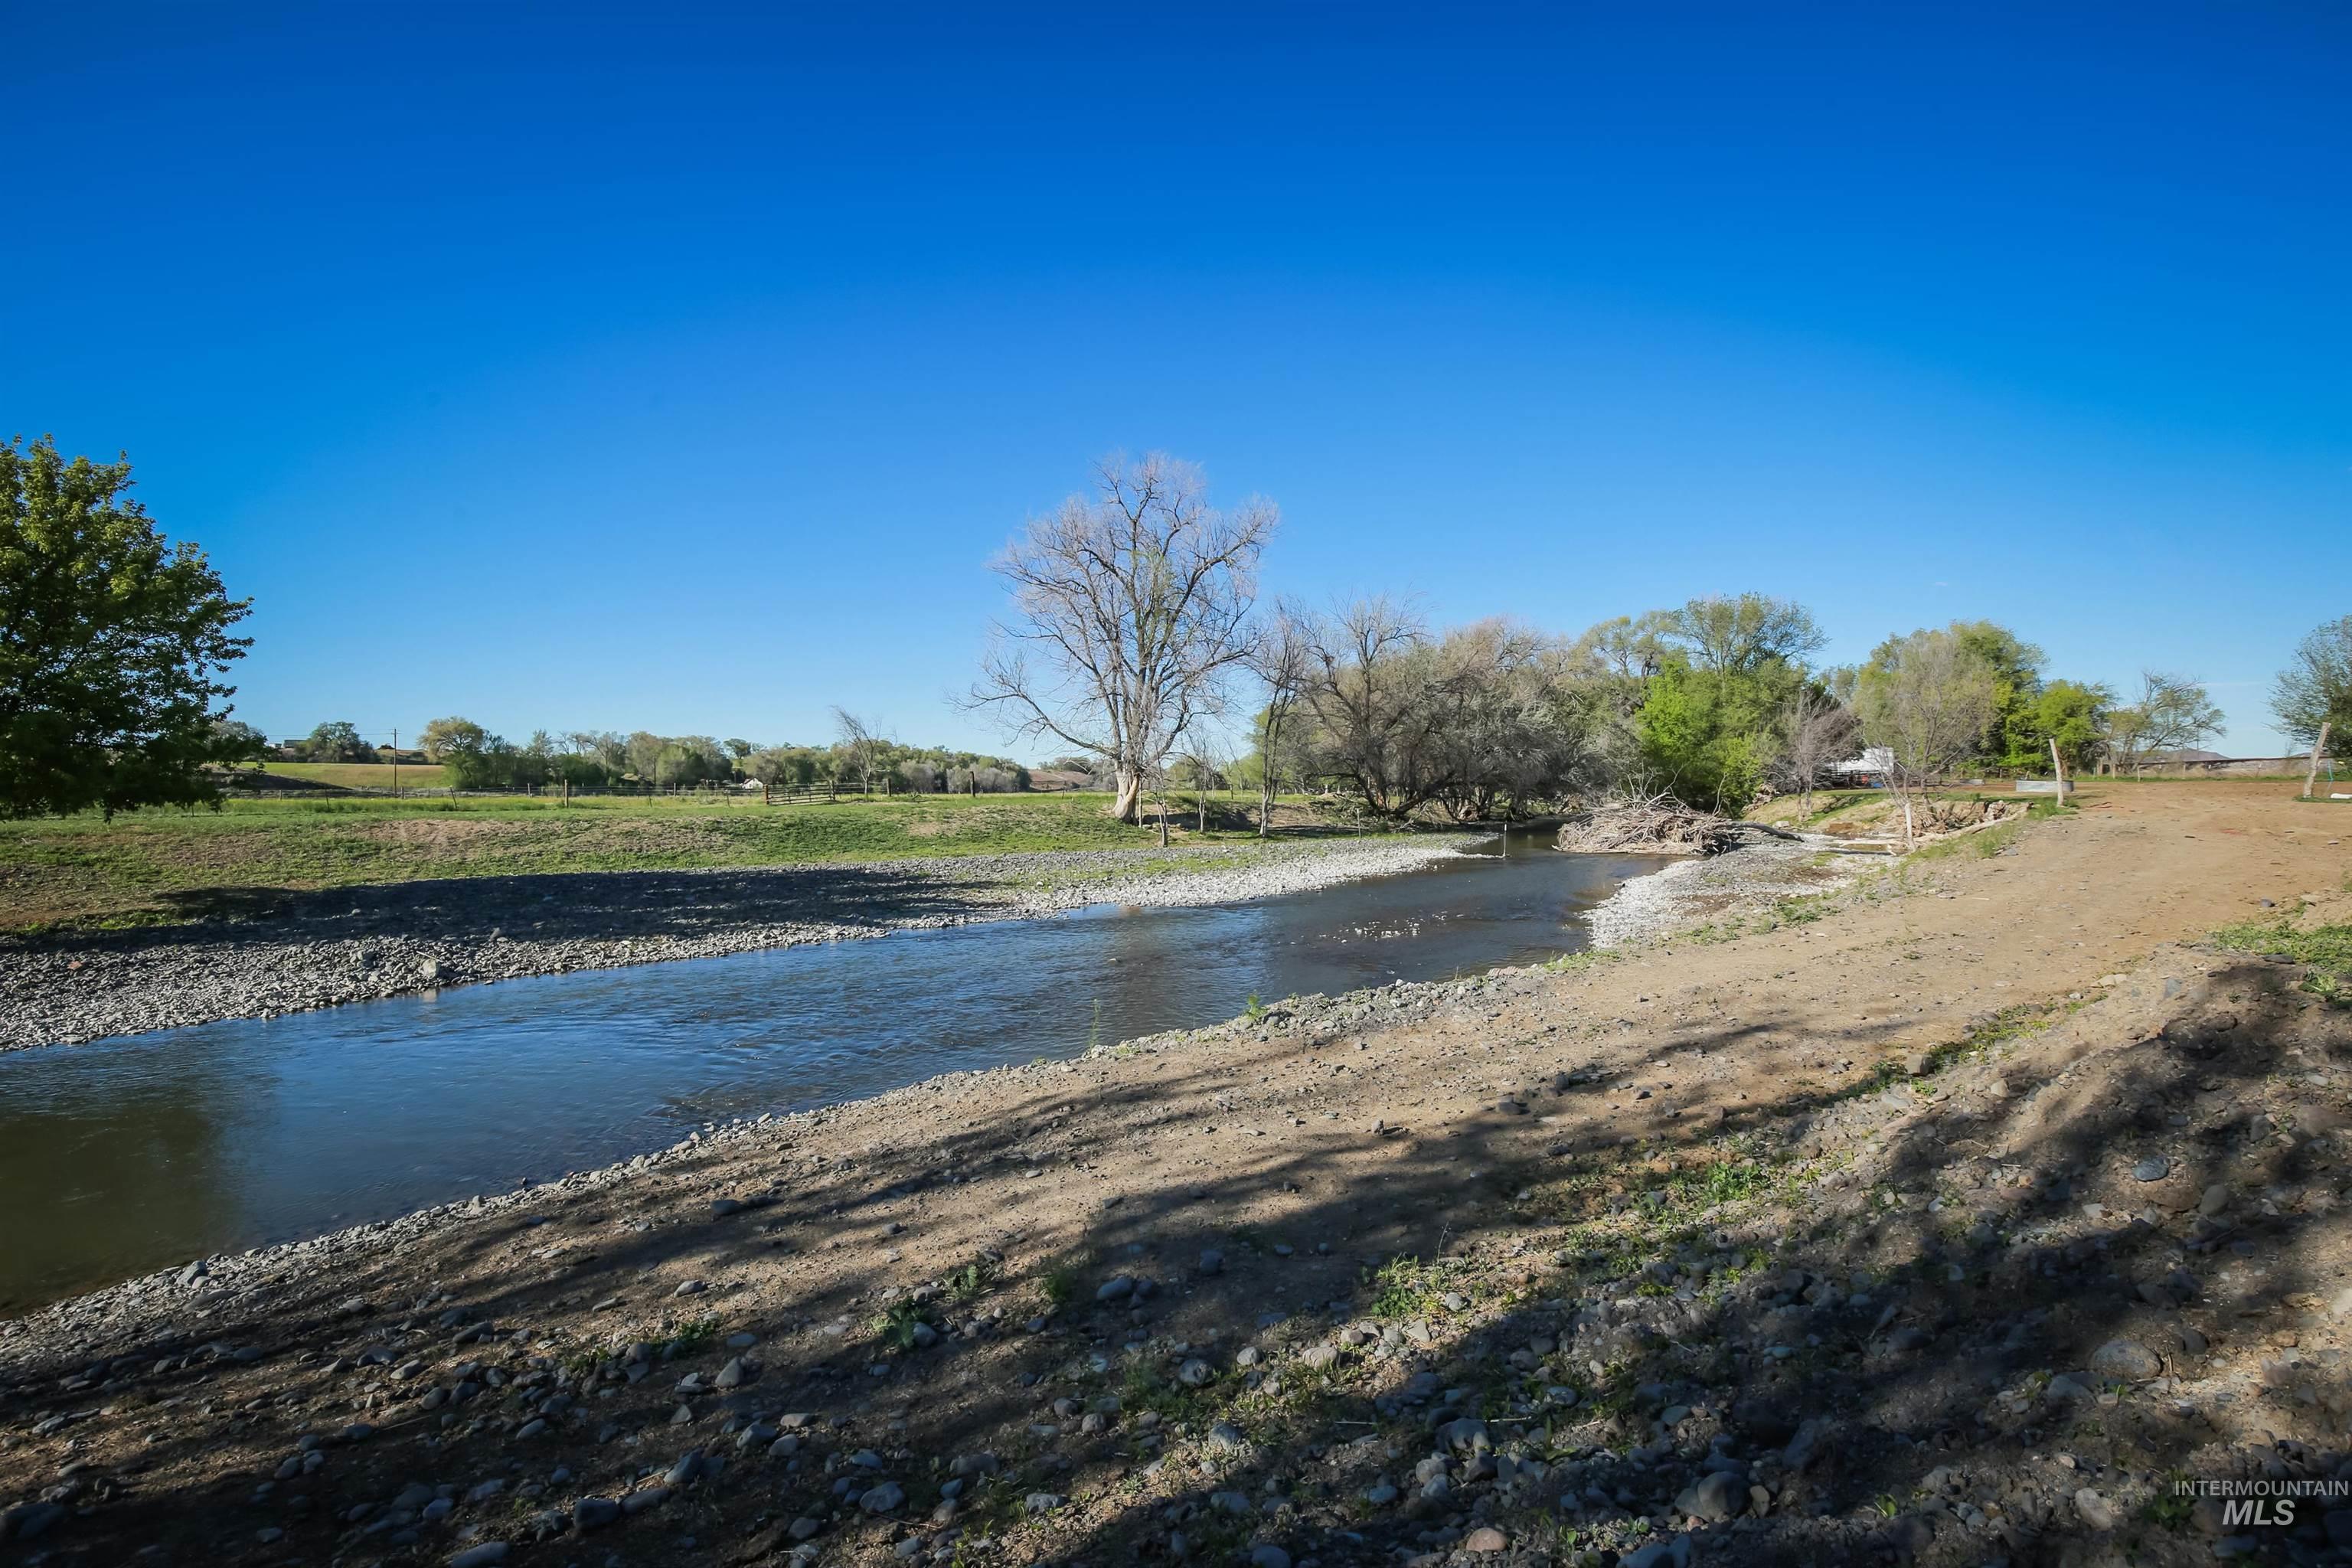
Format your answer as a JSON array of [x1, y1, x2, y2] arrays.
[[1555, 795, 1746, 856]]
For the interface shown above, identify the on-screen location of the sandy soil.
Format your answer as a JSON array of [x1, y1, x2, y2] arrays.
[[2, 784, 2347, 1568]]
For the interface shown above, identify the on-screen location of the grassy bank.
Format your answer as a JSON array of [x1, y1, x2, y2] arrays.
[[0, 791, 1326, 932], [245, 761, 455, 789]]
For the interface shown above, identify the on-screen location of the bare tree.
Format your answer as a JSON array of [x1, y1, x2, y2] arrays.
[[830, 706, 886, 794], [1853, 628, 1998, 845], [2101, 671, 2223, 777], [1298, 598, 1440, 816], [971, 453, 1276, 824], [1179, 737, 1225, 834], [1247, 603, 1313, 837], [1779, 680, 1858, 818]]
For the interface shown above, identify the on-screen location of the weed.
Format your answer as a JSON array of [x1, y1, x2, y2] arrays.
[[2213, 915, 2352, 1004], [1040, 1267, 1077, 1308], [1244, 992, 1266, 1024], [1364, 1256, 1461, 1319], [2145, 1472, 2195, 1530], [1119, 1359, 1220, 1425], [945, 1259, 999, 1304], [1086, 999, 1104, 1052], [871, 1299, 931, 1350], [668, 1315, 720, 1354], [1772, 893, 1834, 925]]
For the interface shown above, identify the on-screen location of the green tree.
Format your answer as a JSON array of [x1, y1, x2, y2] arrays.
[[1948, 620, 2047, 768], [418, 716, 490, 763], [1635, 657, 1792, 815], [0, 437, 252, 818], [2274, 616, 2352, 760], [2026, 679, 2110, 773], [302, 720, 374, 763], [211, 717, 270, 764], [1854, 627, 1998, 844], [1656, 593, 1825, 675]]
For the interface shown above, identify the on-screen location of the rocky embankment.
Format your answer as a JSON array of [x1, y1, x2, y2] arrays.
[[1578, 838, 1876, 950], [0, 836, 1470, 1051]]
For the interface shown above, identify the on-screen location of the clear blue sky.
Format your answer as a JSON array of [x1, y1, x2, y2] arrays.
[[8, 3, 2346, 757]]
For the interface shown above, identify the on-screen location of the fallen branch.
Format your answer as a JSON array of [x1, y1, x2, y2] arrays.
[[1555, 795, 1748, 856]]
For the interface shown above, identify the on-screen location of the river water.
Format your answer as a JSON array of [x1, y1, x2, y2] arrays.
[[0, 835, 1656, 1315]]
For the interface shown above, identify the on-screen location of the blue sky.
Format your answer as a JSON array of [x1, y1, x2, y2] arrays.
[[7, 3, 2346, 757]]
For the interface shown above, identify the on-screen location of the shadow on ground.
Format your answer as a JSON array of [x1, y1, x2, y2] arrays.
[[4, 956, 2345, 1567]]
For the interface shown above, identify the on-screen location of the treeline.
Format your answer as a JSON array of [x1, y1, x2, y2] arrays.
[[265, 717, 1029, 795], [969, 454, 2251, 837], [1237, 594, 2218, 820]]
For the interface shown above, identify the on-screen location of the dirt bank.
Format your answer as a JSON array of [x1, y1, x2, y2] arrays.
[[0, 836, 1471, 1051], [2, 784, 2346, 1568]]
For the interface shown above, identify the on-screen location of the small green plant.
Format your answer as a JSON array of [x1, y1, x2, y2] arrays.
[[2213, 914, 2352, 1004], [1040, 1266, 1077, 1308], [871, 1299, 930, 1350], [945, 1258, 999, 1304], [1872, 1494, 1900, 1518], [2145, 1472, 2196, 1530], [1243, 992, 1266, 1024], [668, 1315, 720, 1354], [1772, 893, 1833, 925], [1364, 1255, 1458, 1319], [1086, 998, 1103, 1052]]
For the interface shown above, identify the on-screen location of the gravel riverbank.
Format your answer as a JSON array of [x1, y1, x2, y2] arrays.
[[1577, 837, 1878, 949], [0, 835, 1474, 1051]]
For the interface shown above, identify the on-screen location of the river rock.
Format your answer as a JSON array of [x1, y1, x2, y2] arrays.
[[2090, 1338, 2162, 1381]]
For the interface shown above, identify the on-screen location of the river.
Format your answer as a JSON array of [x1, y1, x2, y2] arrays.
[[0, 832, 1657, 1315]]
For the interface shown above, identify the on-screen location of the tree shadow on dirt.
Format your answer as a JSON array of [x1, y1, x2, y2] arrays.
[[5, 958, 2344, 1567]]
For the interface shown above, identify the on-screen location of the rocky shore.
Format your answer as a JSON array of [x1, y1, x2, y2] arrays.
[[0, 836, 1472, 1052], [1576, 838, 1877, 951]]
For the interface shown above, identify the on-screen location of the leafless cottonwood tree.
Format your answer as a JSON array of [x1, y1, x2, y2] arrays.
[[1853, 627, 1997, 845], [1779, 680, 1858, 818], [972, 453, 1275, 824], [1298, 598, 1442, 816], [2101, 671, 2223, 777], [830, 706, 887, 793], [1248, 603, 1314, 836], [1181, 737, 1224, 834]]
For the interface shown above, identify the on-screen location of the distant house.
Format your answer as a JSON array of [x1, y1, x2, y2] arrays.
[[1832, 746, 1894, 786]]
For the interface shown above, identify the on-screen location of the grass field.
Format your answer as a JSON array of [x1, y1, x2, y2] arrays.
[[243, 762, 454, 790], [0, 791, 1328, 932]]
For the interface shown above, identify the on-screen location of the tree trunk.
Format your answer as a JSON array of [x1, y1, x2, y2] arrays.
[[1259, 778, 1272, 838], [1111, 769, 1142, 823]]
